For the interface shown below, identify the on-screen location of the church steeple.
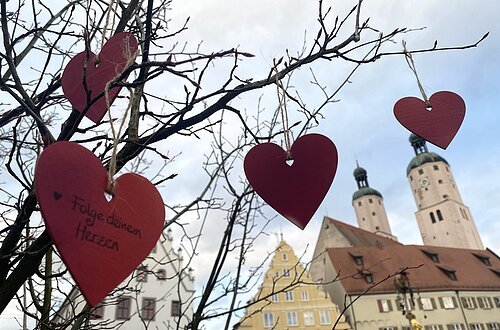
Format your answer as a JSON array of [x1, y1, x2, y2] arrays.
[[407, 135, 483, 249], [352, 163, 396, 240]]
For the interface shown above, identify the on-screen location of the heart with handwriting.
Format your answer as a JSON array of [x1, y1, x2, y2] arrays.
[[35, 141, 164, 306]]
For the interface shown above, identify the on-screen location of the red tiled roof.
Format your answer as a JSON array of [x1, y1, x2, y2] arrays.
[[327, 244, 500, 294], [326, 217, 401, 247]]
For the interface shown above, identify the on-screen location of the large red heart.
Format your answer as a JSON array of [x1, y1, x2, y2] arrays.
[[61, 32, 138, 124], [35, 142, 164, 306], [393, 91, 466, 149], [244, 134, 338, 229]]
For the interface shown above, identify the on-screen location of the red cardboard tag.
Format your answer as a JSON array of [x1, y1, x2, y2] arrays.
[[244, 134, 338, 229], [393, 91, 466, 149], [35, 142, 164, 306], [61, 32, 138, 124]]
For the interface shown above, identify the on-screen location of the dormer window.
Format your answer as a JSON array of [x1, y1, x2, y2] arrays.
[[437, 265, 457, 281], [422, 249, 439, 263], [361, 271, 373, 284], [472, 253, 492, 266], [349, 252, 364, 266]]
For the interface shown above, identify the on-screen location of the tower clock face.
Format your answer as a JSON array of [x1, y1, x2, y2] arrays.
[[419, 177, 430, 187]]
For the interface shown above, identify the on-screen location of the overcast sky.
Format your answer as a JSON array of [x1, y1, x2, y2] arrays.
[[2, 1, 500, 329]]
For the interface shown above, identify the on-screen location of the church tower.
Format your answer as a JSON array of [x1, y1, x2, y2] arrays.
[[352, 163, 396, 240], [407, 134, 483, 249]]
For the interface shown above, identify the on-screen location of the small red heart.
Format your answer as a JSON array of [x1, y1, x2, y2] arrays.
[[61, 32, 138, 124], [393, 91, 466, 149], [35, 142, 164, 306], [244, 134, 338, 229]]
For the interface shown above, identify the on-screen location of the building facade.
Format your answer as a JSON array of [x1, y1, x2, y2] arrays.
[[310, 135, 499, 330], [52, 229, 195, 329], [235, 238, 350, 330]]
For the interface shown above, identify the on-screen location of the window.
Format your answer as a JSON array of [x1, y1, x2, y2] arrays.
[[352, 255, 363, 266], [282, 253, 287, 260], [171, 300, 181, 317], [437, 266, 457, 281], [470, 324, 483, 330], [286, 311, 298, 326], [156, 269, 166, 280], [275, 271, 280, 278], [377, 299, 392, 312], [271, 294, 278, 302], [447, 324, 465, 330], [116, 297, 131, 320], [436, 210, 443, 221], [369, 198, 373, 204], [301, 291, 309, 301], [283, 269, 290, 277], [420, 297, 436, 310], [372, 212, 376, 216], [478, 297, 492, 309], [440, 297, 456, 309], [364, 273, 373, 284], [396, 297, 414, 311], [473, 253, 492, 266], [90, 304, 104, 319], [433, 165, 439, 170], [136, 266, 148, 282], [358, 201, 362, 206], [319, 310, 331, 324], [419, 169, 424, 175], [285, 291, 294, 302], [422, 250, 439, 263], [438, 179, 443, 184], [303, 311, 314, 325], [141, 298, 156, 321], [410, 175, 413, 181], [430, 212, 436, 224], [494, 297, 500, 307], [379, 200, 381, 205], [379, 327, 396, 330], [487, 323, 499, 330], [425, 325, 443, 330], [461, 296, 476, 309], [263, 313, 275, 328]]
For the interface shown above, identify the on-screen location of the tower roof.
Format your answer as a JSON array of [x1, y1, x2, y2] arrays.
[[407, 134, 448, 175], [407, 152, 449, 175], [352, 187, 382, 200], [352, 163, 383, 201]]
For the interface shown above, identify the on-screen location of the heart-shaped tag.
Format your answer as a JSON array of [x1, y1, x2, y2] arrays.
[[244, 134, 338, 229], [61, 32, 138, 124], [393, 91, 466, 149], [35, 142, 164, 306]]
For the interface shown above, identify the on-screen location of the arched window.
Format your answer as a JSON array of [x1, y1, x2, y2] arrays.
[[437, 210, 443, 221], [430, 212, 436, 224]]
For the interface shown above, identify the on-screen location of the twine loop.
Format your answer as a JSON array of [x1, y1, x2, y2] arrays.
[[274, 65, 293, 160], [402, 41, 431, 109]]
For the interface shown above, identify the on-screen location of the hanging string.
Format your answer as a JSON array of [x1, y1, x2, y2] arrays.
[[104, 33, 138, 195], [402, 41, 431, 108], [100, 0, 119, 50], [274, 66, 293, 160]]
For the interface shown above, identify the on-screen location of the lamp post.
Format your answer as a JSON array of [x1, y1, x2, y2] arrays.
[[394, 271, 415, 329]]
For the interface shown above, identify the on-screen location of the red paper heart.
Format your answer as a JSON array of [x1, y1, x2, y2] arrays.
[[35, 142, 164, 306], [393, 91, 466, 149], [244, 134, 338, 229], [61, 32, 138, 124]]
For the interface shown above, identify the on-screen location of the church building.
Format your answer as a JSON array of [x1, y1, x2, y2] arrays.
[[310, 134, 500, 330]]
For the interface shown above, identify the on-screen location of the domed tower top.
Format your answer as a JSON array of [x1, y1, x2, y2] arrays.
[[351, 162, 395, 239], [407, 134, 448, 176], [353, 162, 382, 201]]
